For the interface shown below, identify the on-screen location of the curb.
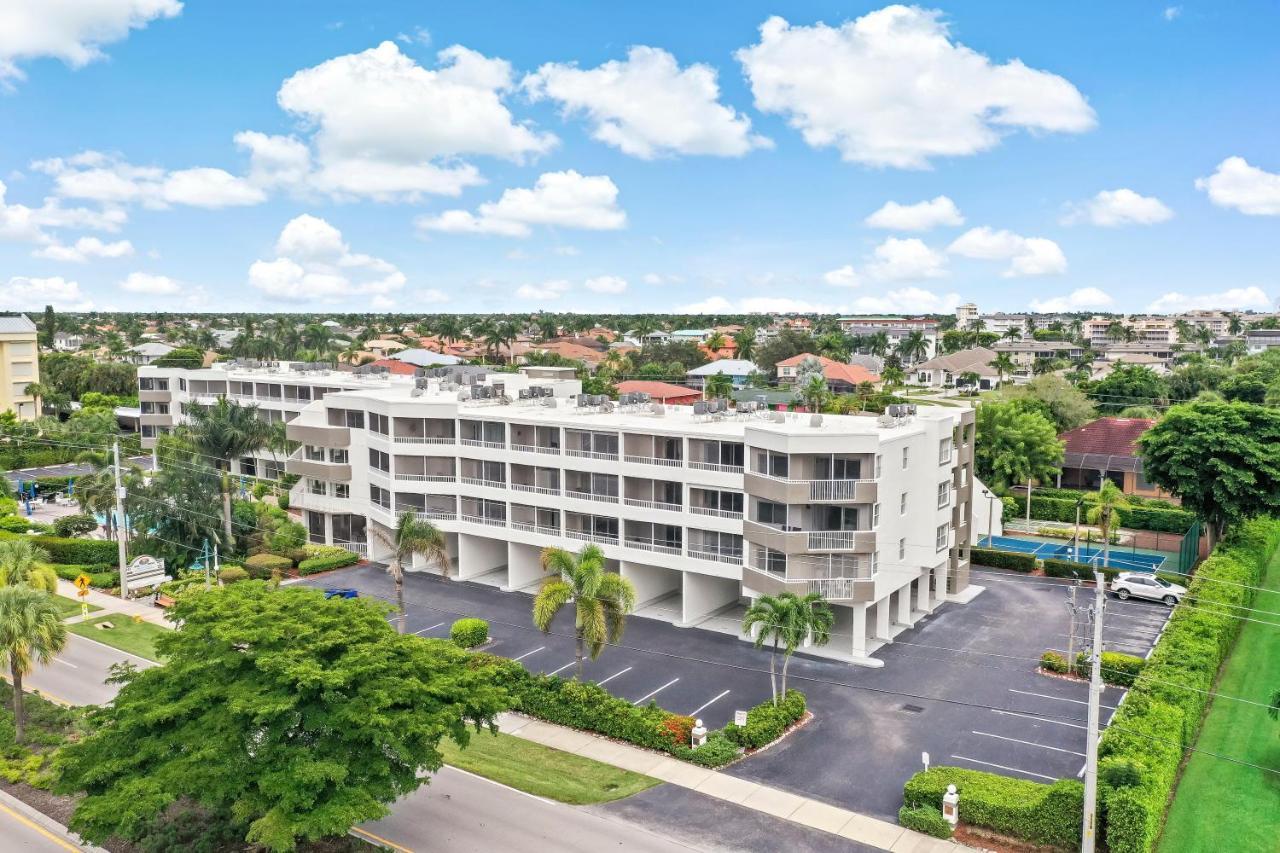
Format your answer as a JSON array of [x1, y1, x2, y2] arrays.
[[0, 787, 108, 853]]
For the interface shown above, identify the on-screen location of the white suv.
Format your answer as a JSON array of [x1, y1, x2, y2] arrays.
[[1110, 573, 1186, 606]]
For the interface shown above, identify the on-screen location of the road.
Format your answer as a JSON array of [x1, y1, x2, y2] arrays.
[[0, 797, 87, 852], [21, 633, 154, 707]]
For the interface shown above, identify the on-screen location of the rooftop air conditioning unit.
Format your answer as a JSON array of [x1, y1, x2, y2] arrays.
[[810, 414, 823, 428]]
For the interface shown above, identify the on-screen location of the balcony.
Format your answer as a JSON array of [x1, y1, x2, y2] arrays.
[[689, 505, 743, 520], [743, 520, 875, 555], [414, 509, 456, 522], [285, 422, 350, 448], [565, 528, 619, 546], [285, 453, 352, 482], [461, 438, 506, 450], [745, 471, 877, 504], [686, 544, 744, 565], [623, 454, 682, 468], [623, 536, 683, 557], [512, 443, 561, 456], [511, 483, 561, 496], [565, 448, 620, 462], [393, 435, 455, 445], [565, 489, 619, 505], [511, 520, 562, 536], [688, 460, 744, 474], [460, 514, 507, 528], [742, 552, 875, 602], [460, 476, 506, 490], [622, 497, 681, 513], [394, 473, 456, 483]]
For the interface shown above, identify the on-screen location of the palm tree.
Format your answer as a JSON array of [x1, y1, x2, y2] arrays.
[[0, 586, 67, 743], [779, 593, 833, 696], [733, 329, 756, 361], [532, 545, 636, 680], [181, 397, 281, 547], [704, 331, 727, 352], [867, 331, 891, 358], [373, 512, 451, 633], [1002, 327, 1022, 343], [800, 373, 829, 412], [1227, 314, 1244, 336], [0, 541, 57, 593], [815, 332, 850, 361], [989, 353, 1016, 386], [704, 372, 734, 400], [743, 594, 791, 705], [895, 330, 930, 364], [1086, 481, 1127, 570], [534, 315, 560, 342], [881, 364, 906, 389], [433, 316, 465, 346]]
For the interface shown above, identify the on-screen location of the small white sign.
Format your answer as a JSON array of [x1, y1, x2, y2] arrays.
[[734, 710, 748, 727], [922, 751, 930, 771]]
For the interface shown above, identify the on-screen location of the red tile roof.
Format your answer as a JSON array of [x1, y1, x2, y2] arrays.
[[776, 353, 880, 384], [1059, 417, 1155, 458], [368, 358, 419, 375], [615, 380, 702, 404]]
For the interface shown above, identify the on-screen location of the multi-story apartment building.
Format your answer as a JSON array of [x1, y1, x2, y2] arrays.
[[837, 323, 938, 365], [0, 315, 40, 420], [837, 317, 938, 334], [281, 366, 992, 664], [954, 303, 979, 329]]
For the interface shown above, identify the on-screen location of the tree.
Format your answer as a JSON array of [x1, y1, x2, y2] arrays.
[[704, 372, 734, 400], [0, 540, 58, 592], [881, 365, 906, 389], [40, 305, 55, 350], [0, 586, 67, 743], [373, 512, 451, 633], [532, 545, 636, 680], [779, 593, 832, 696], [704, 331, 727, 352], [989, 352, 1016, 386], [1139, 401, 1280, 548], [1091, 365, 1169, 413], [895, 330, 931, 363], [733, 329, 756, 362], [129, 454, 225, 565], [997, 375, 1097, 432], [974, 402, 1064, 491], [755, 329, 815, 374], [799, 373, 829, 412], [742, 592, 832, 705], [56, 583, 507, 851], [151, 346, 205, 368], [181, 398, 281, 546], [1086, 481, 1127, 569], [743, 594, 789, 705]]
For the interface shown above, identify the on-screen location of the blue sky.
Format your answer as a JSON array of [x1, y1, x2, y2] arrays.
[[1, 1, 1277, 315]]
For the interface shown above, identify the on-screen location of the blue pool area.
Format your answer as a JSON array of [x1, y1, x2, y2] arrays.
[[978, 534, 1166, 572]]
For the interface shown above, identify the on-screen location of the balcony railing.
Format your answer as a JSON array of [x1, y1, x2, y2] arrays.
[[415, 509, 456, 521], [565, 448, 620, 462], [511, 443, 561, 455], [623, 454, 682, 468], [460, 514, 507, 528], [750, 470, 874, 502], [565, 529, 619, 546], [689, 505, 743, 520], [511, 483, 561, 496], [566, 489, 619, 504], [688, 460, 744, 474], [623, 497, 682, 512], [512, 521, 562, 536], [393, 435, 455, 445], [807, 531, 862, 551], [460, 477, 506, 489], [394, 473, 456, 482], [623, 537, 683, 556], [686, 545, 744, 565], [461, 438, 506, 450], [335, 541, 368, 557]]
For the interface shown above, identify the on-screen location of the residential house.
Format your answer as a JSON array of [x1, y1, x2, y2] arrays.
[[775, 353, 880, 393], [686, 359, 759, 389], [615, 380, 702, 405], [128, 342, 176, 365], [1056, 417, 1170, 498], [909, 347, 1000, 390]]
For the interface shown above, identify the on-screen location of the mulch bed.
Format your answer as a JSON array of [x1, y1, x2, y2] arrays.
[[955, 824, 1067, 852]]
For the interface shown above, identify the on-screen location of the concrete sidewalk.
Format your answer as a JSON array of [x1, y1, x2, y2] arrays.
[[495, 712, 964, 853], [55, 579, 175, 628]]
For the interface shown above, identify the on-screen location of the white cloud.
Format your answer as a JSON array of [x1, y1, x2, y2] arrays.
[[642, 273, 683, 286], [523, 46, 770, 159], [119, 271, 180, 294], [739, 297, 835, 314], [33, 236, 134, 262], [1063, 188, 1173, 226], [233, 131, 312, 189], [0, 275, 94, 310], [416, 170, 625, 237], [416, 288, 449, 304], [866, 237, 948, 281], [1147, 287, 1271, 313], [822, 264, 860, 287], [1195, 157, 1280, 216], [268, 41, 554, 200], [553, 245, 581, 256], [584, 275, 627, 294], [678, 295, 733, 313], [736, 9, 1095, 169], [1163, 6, 1182, 21], [0, 0, 181, 86], [947, 227, 1067, 276], [1029, 287, 1114, 313], [160, 167, 266, 207], [850, 286, 962, 314], [515, 279, 571, 301], [33, 152, 265, 209], [395, 26, 432, 46], [249, 214, 406, 303], [0, 179, 127, 245], [865, 196, 964, 231]]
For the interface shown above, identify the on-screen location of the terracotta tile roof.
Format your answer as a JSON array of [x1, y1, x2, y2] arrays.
[[615, 380, 702, 404], [775, 353, 879, 384], [1059, 417, 1155, 459], [368, 358, 419, 375]]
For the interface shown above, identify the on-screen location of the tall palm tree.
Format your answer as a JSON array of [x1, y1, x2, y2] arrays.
[[704, 372, 734, 400], [1227, 314, 1244, 336], [733, 329, 756, 362], [989, 352, 1016, 386], [867, 331, 891, 358], [743, 594, 790, 705], [433, 316, 465, 346], [1002, 327, 1022, 342], [704, 331, 727, 352], [800, 373, 829, 412], [532, 545, 636, 680], [895, 330, 930, 364], [181, 397, 281, 546], [1087, 481, 1127, 570], [0, 586, 67, 743], [779, 592, 833, 696], [881, 364, 906, 389], [373, 512, 451, 633], [0, 541, 57, 593]]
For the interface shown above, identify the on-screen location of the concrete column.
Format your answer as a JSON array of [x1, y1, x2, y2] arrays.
[[850, 604, 867, 656], [917, 574, 931, 611], [504, 542, 544, 590], [874, 597, 892, 640], [896, 587, 913, 625], [621, 561, 680, 608], [933, 563, 949, 606]]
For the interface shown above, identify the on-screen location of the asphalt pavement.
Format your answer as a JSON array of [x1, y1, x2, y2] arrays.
[[0, 794, 89, 852], [20, 633, 154, 707], [3, 456, 154, 486]]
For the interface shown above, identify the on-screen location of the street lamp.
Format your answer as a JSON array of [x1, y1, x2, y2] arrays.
[[982, 488, 997, 545]]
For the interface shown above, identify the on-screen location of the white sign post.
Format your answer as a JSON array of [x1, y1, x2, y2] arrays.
[[922, 751, 930, 772], [734, 710, 748, 727]]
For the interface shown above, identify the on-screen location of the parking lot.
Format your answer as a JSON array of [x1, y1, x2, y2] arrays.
[[300, 563, 1168, 819]]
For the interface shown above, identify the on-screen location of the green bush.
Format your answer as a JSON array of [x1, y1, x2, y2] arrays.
[[902, 767, 1082, 849], [722, 691, 806, 749], [450, 618, 488, 648], [50, 563, 117, 588], [276, 492, 289, 510], [1001, 492, 1194, 534], [244, 552, 293, 578], [1040, 650, 1072, 675], [671, 731, 741, 767], [1041, 557, 1122, 581], [0, 516, 32, 533], [52, 513, 98, 537], [158, 576, 206, 597], [251, 482, 269, 499], [26, 533, 116, 565], [1076, 651, 1146, 688], [218, 566, 249, 584], [296, 548, 360, 576], [969, 546, 1036, 572], [898, 805, 953, 839]]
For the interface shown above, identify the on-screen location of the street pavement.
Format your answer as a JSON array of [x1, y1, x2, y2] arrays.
[[0, 794, 90, 852], [21, 633, 154, 707]]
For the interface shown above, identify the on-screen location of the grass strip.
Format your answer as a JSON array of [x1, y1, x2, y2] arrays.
[[67, 614, 166, 661]]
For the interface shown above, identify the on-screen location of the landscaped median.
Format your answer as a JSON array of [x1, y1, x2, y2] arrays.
[[67, 613, 167, 661]]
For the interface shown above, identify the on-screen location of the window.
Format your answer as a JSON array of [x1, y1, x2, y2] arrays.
[[755, 500, 789, 527], [304, 445, 325, 461], [874, 454, 883, 478], [900, 492, 908, 514], [308, 479, 327, 496], [902, 446, 910, 468], [345, 410, 365, 429], [369, 448, 390, 472], [328, 448, 348, 463], [334, 483, 349, 499], [936, 523, 950, 551], [872, 503, 881, 527], [937, 482, 951, 508], [179, 378, 187, 391], [898, 538, 906, 560], [939, 437, 953, 465], [370, 485, 391, 509], [753, 450, 789, 478], [369, 412, 389, 435]]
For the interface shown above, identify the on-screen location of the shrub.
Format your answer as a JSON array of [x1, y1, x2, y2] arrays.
[[1075, 651, 1146, 688], [27, 534, 116, 565], [276, 492, 289, 510], [1000, 491, 1194, 534], [672, 730, 740, 767], [218, 566, 249, 584], [898, 805, 952, 839], [1040, 650, 1072, 675], [296, 548, 360, 576], [969, 546, 1036, 572], [903, 767, 1082, 849], [0, 516, 31, 533], [252, 482, 269, 499], [50, 563, 118, 588], [450, 618, 489, 648], [158, 576, 206, 598], [244, 552, 293, 578], [723, 691, 806, 749], [52, 513, 99, 538]]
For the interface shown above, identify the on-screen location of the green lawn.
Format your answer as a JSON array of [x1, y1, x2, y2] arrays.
[[68, 614, 167, 661], [1157, 547, 1280, 852], [439, 730, 658, 804], [51, 594, 101, 618]]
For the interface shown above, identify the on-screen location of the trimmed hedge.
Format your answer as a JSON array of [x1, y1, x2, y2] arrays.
[[1004, 493, 1194, 534], [722, 691, 806, 749], [969, 546, 1036, 572], [902, 767, 1082, 849], [244, 552, 293, 578], [296, 547, 360, 576], [1040, 650, 1071, 674], [1098, 515, 1280, 853], [51, 562, 118, 589], [450, 618, 488, 648], [218, 566, 249, 584], [1080, 651, 1146, 688], [898, 805, 953, 839], [1042, 557, 1122, 581], [32, 534, 117, 565]]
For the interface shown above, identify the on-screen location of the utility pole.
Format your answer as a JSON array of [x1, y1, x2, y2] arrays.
[[1073, 498, 1084, 561], [1081, 571, 1106, 853], [112, 441, 129, 597], [1066, 579, 1081, 668], [1025, 478, 1033, 531]]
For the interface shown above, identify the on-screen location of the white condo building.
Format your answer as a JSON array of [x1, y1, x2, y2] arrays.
[[137, 361, 994, 664]]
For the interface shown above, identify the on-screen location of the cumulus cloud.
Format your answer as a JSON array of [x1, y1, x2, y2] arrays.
[[119, 271, 181, 294], [522, 46, 769, 159], [33, 236, 134, 263], [678, 295, 733, 313], [822, 265, 859, 287], [736, 9, 1095, 169], [1147, 287, 1271, 313], [234, 131, 313, 189], [33, 152, 265, 209], [515, 279, 571, 301], [416, 288, 450, 304], [850, 286, 963, 314], [0, 0, 181, 86], [1, 179, 128, 246], [865, 237, 948, 281], [0, 275, 94, 310], [1195, 157, 1280, 216], [584, 275, 627, 294], [1029, 287, 1114, 313], [947, 227, 1067, 276], [416, 170, 625, 237], [1063, 188, 1173, 226], [248, 214, 406, 303], [865, 196, 964, 231], [642, 273, 684, 286], [1163, 6, 1182, 21]]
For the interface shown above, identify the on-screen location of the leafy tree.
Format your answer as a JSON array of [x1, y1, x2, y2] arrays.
[[532, 545, 635, 679], [40, 305, 55, 349], [755, 329, 815, 374], [997, 375, 1097, 432], [56, 583, 507, 851], [632, 340, 709, 372], [1116, 405, 1160, 419], [151, 346, 205, 369], [181, 398, 281, 545], [704, 331, 727, 352], [0, 540, 58, 592], [732, 329, 756, 362], [1090, 365, 1169, 413], [0, 586, 67, 743], [895, 330, 931, 363], [1139, 401, 1280, 547], [130, 458, 227, 565], [988, 352, 1016, 385], [704, 372, 734, 400], [1166, 357, 1228, 400], [373, 511, 451, 633], [974, 401, 1064, 491], [1220, 373, 1268, 404], [1087, 481, 1128, 569], [881, 364, 906, 389]]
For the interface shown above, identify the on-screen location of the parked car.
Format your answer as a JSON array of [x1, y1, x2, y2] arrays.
[[1110, 573, 1186, 606]]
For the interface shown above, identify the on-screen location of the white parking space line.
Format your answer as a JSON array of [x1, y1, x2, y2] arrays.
[[411, 622, 445, 636], [1009, 688, 1116, 710], [992, 709, 1086, 729], [972, 731, 1085, 756], [633, 678, 680, 705], [53, 658, 78, 669], [689, 690, 731, 717], [546, 661, 576, 676], [596, 667, 633, 686], [951, 755, 1057, 782], [512, 646, 546, 662]]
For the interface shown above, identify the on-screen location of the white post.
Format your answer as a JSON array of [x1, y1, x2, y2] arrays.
[[1081, 571, 1106, 853], [1025, 478, 1033, 530], [112, 441, 129, 597]]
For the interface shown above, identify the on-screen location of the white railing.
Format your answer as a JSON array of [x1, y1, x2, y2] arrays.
[[623, 497, 682, 513], [393, 435, 455, 445], [511, 483, 561, 496], [512, 521, 562, 536], [335, 541, 368, 557], [565, 529, 619, 546], [460, 514, 507, 528], [461, 439, 506, 450], [807, 531, 862, 551], [689, 505, 743, 520], [686, 546, 744, 565], [624, 538, 683, 556], [460, 477, 506, 488], [623, 454, 682, 467], [566, 489, 619, 504], [808, 479, 871, 502], [688, 461, 744, 474], [808, 577, 859, 600], [565, 448, 619, 461], [395, 473, 456, 482], [512, 443, 561, 455], [416, 509, 456, 521]]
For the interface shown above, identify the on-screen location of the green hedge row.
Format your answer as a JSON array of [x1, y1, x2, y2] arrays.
[[50, 563, 118, 589], [1003, 493, 1194, 534], [296, 548, 360, 576], [722, 691, 806, 749], [1098, 515, 1280, 853], [1031, 488, 1179, 510], [1039, 650, 1146, 687], [970, 546, 1036, 572], [902, 767, 1082, 848], [1042, 557, 1122, 581], [898, 805, 952, 839], [0, 530, 118, 565]]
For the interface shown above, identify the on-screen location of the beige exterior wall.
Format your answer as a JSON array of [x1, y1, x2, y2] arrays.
[[0, 321, 40, 420]]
